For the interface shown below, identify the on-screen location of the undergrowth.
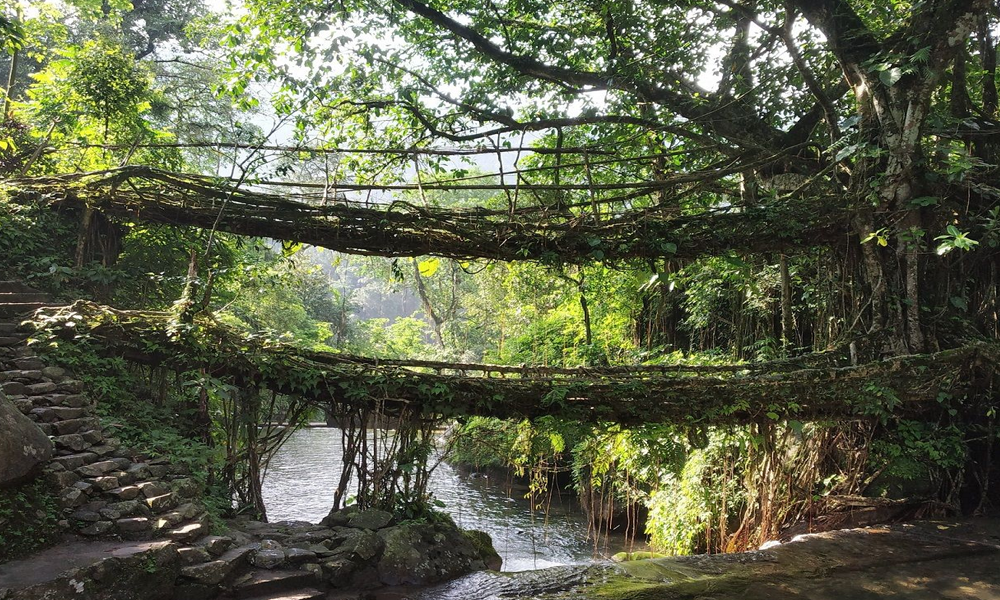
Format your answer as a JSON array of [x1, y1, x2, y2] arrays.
[[0, 478, 63, 563]]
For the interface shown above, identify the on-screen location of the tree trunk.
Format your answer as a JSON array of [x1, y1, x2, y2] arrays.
[[780, 254, 794, 349]]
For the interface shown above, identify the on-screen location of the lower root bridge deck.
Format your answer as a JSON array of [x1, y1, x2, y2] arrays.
[[28, 302, 997, 427]]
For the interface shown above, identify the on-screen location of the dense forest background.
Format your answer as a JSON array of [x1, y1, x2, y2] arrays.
[[3, 0, 1000, 555]]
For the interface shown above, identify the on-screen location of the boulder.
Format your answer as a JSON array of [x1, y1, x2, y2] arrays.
[[333, 529, 383, 562], [464, 529, 503, 571], [376, 521, 492, 586], [0, 389, 53, 488], [347, 509, 393, 531]]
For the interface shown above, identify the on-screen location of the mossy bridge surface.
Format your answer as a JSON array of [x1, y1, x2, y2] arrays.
[[1, 166, 996, 425], [28, 302, 997, 427], [4, 166, 848, 262]]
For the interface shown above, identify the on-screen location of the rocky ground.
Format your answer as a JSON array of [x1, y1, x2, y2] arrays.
[[383, 519, 1000, 600]]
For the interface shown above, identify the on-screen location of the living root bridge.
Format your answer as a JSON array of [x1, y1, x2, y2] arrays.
[[30, 302, 998, 426], [4, 166, 851, 262]]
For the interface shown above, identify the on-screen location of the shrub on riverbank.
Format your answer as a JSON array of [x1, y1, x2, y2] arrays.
[[446, 414, 978, 555]]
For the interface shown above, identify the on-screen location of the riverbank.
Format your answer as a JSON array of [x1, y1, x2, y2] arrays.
[[373, 518, 1000, 600], [5, 518, 999, 599]]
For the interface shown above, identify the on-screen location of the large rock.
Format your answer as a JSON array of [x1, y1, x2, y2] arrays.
[[0, 389, 53, 488], [347, 509, 393, 531], [376, 520, 492, 586]]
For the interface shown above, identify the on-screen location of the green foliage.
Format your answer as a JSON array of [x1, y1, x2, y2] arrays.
[[868, 420, 967, 497], [0, 198, 78, 294], [0, 478, 63, 563]]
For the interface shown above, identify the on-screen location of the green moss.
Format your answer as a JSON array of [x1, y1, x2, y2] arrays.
[[0, 478, 64, 563]]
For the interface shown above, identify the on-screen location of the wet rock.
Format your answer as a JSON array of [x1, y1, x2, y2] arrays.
[[178, 546, 213, 566], [26, 382, 57, 395], [347, 509, 394, 531], [116, 517, 151, 534], [465, 529, 503, 571], [376, 521, 491, 586], [180, 560, 233, 586], [253, 548, 286, 569], [321, 557, 357, 586], [58, 488, 86, 509], [285, 547, 317, 564], [79, 520, 114, 536], [199, 535, 235, 557], [51, 433, 89, 452], [40, 366, 66, 379], [170, 478, 201, 499], [52, 451, 97, 470], [0, 388, 53, 488], [337, 529, 384, 561]]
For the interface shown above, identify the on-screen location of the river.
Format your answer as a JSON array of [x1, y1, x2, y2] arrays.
[[261, 427, 645, 573]]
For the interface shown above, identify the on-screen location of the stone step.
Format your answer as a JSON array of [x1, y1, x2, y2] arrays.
[[164, 518, 208, 543], [0, 292, 53, 303], [0, 336, 23, 347], [145, 492, 178, 513], [232, 571, 322, 600], [0, 280, 41, 293], [115, 516, 154, 540], [0, 303, 62, 318], [51, 433, 93, 453], [0, 280, 42, 293], [52, 451, 99, 470], [51, 417, 101, 435]]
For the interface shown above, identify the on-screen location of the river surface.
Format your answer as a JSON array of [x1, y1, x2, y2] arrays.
[[261, 427, 645, 572]]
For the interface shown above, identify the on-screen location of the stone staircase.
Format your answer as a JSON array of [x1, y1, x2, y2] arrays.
[[0, 280, 63, 319], [0, 282, 210, 543], [0, 281, 332, 600]]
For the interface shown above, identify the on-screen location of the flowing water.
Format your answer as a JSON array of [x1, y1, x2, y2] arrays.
[[261, 427, 646, 574]]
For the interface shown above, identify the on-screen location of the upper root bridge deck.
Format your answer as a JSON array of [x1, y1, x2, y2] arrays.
[[5, 166, 850, 262]]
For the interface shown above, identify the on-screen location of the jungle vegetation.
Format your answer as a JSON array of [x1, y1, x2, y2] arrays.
[[2, 0, 1000, 554]]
